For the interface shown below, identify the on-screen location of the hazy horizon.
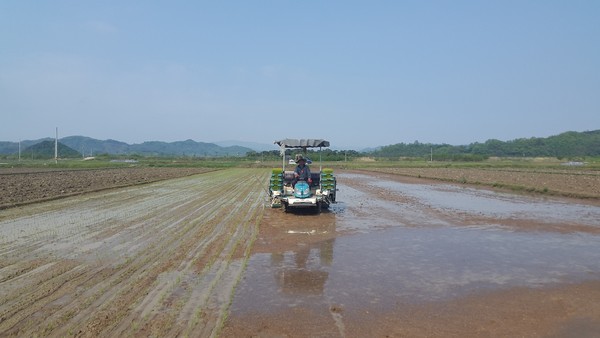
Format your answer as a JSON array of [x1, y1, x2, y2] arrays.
[[4, 128, 597, 153]]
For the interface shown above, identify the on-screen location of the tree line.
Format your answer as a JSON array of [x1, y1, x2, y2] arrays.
[[245, 149, 362, 161], [245, 130, 599, 162], [371, 130, 600, 160]]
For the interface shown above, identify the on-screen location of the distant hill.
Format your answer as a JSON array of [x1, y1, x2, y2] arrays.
[[128, 139, 250, 157], [61, 136, 130, 155], [3, 130, 598, 159], [214, 140, 278, 152], [0, 136, 253, 157], [373, 130, 600, 159], [22, 140, 81, 159], [0, 138, 53, 155]]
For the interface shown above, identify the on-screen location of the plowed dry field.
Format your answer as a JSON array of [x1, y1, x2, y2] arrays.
[[2, 167, 600, 337], [0, 167, 214, 209]]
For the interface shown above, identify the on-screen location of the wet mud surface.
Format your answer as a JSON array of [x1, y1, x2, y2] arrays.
[[222, 171, 600, 337], [366, 167, 600, 199]]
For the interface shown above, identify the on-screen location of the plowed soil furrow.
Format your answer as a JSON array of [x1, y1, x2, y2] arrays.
[[0, 168, 268, 337], [184, 186, 262, 338], [116, 175, 262, 337]]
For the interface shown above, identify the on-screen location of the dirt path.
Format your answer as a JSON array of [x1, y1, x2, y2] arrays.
[[0, 168, 266, 337]]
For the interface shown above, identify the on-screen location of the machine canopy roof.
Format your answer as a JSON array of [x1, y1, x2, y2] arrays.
[[274, 139, 330, 148]]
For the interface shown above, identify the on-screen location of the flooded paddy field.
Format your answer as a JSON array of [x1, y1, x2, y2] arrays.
[[2, 168, 600, 336], [222, 171, 600, 337]]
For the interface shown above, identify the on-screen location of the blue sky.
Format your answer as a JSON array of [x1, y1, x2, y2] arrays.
[[1, 1, 599, 149]]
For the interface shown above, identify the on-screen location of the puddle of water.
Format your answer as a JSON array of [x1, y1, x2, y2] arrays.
[[232, 226, 600, 315]]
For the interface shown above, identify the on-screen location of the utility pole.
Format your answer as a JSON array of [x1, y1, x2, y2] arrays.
[[55, 127, 58, 164], [430, 147, 433, 162], [18, 140, 21, 162]]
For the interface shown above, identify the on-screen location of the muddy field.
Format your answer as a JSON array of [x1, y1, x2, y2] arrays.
[[1, 167, 600, 336], [365, 166, 600, 199], [0, 167, 213, 209], [223, 171, 600, 337]]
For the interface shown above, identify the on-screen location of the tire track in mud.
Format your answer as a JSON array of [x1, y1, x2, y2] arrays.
[[0, 168, 267, 337]]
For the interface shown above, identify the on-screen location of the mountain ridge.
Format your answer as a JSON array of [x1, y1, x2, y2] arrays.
[[0, 136, 253, 157], [1, 129, 598, 158]]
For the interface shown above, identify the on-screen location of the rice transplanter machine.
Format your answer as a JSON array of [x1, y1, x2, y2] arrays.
[[269, 138, 337, 213]]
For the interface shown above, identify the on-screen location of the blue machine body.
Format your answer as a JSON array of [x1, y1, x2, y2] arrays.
[[293, 181, 312, 198]]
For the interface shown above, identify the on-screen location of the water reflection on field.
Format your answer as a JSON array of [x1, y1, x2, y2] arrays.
[[230, 172, 600, 315]]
